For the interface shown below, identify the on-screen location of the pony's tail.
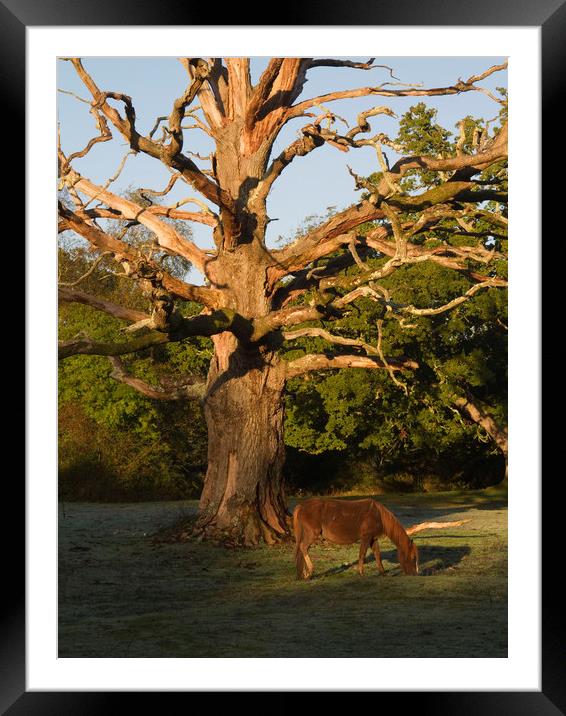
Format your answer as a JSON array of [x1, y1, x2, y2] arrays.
[[293, 506, 306, 580]]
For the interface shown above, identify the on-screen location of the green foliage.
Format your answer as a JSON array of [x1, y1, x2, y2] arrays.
[[59, 401, 208, 501], [58, 243, 210, 500], [282, 94, 508, 492], [283, 257, 507, 491], [395, 103, 453, 190], [286, 369, 375, 454]]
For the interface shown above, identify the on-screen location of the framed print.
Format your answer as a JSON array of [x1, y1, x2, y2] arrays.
[[7, 0, 558, 711]]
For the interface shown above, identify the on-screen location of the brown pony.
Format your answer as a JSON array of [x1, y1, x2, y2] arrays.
[[293, 497, 419, 579]]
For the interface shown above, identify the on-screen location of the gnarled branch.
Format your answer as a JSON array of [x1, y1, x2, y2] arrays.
[[285, 353, 418, 379], [108, 357, 206, 401], [58, 203, 222, 308], [59, 331, 171, 359], [60, 163, 210, 273], [287, 61, 507, 120], [283, 327, 381, 357], [85, 205, 217, 228], [58, 286, 150, 324], [67, 57, 236, 213], [59, 307, 255, 360], [268, 158, 506, 287]]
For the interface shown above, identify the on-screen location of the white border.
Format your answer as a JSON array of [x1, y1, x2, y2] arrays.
[[27, 26, 540, 691]]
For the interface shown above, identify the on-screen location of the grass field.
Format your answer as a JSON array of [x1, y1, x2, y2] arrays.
[[58, 489, 507, 658]]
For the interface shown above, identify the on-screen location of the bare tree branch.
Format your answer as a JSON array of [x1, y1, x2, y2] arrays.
[[267, 146, 506, 287], [285, 353, 418, 378], [58, 203, 222, 308], [224, 58, 252, 119], [256, 106, 398, 202], [164, 58, 211, 160], [64, 107, 112, 164], [282, 327, 382, 356], [399, 280, 507, 317], [59, 306, 256, 360], [59, 330, 171, 359], [365, 230, 507, 283], [66, 58, 236, 214], [58, 286, 150, 323], [58, 252, 113, 287], [179, 57, 226, 130], [85, 205, 217, 228], [108, 356, 206, 401], [244, 58, 310, 152], [287, 62, 507, 120], [60, 163, 210, 272], [306, 57, 378, 71], [452, 392, 508, 457]]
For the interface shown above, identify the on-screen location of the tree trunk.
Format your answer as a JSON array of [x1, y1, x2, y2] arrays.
[[195, 332, 290, 545]]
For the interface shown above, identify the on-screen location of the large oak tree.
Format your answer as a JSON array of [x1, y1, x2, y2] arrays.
[[58, 57, 508, 544]]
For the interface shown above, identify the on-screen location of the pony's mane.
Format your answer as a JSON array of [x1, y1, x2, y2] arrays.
[[373, 501, 411, 554]]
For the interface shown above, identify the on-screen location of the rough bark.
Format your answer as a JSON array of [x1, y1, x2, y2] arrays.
[[195, 333, 289, 545]]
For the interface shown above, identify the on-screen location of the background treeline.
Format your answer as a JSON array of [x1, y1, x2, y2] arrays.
[[59, 102, 507, 501]]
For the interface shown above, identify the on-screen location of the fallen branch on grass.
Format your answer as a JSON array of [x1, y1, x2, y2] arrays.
[[406, 519, 471, 536]]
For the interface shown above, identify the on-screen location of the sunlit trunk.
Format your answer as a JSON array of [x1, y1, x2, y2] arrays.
[[195, 333, 289, 545]]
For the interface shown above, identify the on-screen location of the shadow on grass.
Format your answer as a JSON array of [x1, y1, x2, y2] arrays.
[[314, 490, 507, 521], [467, 500, 508, 511], [313, 544, 472, 579]]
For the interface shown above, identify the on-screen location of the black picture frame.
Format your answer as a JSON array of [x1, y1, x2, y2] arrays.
[[9, 1, 556, 711]]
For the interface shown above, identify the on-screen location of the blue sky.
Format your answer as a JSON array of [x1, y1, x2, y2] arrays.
[[58, 56, 506, 272]]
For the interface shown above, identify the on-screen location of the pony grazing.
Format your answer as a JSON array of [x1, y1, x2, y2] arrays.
[[293, 497, 419, 579]]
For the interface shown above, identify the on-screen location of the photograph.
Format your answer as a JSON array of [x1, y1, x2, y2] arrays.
[[56, 55, 509, 659]]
